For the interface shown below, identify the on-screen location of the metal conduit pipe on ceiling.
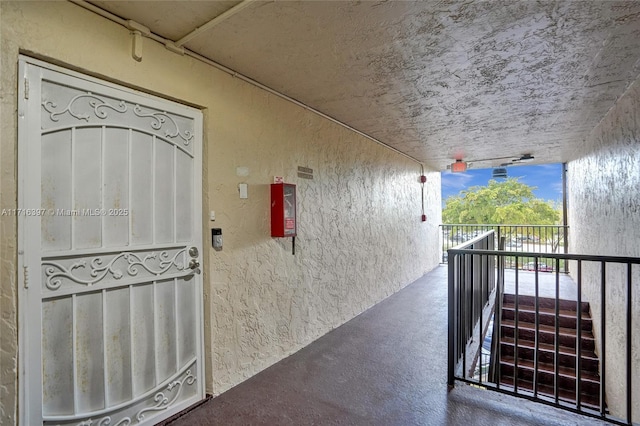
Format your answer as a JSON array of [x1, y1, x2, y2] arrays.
[[174, 0, 259, 47], [67, 0, 422, 166]]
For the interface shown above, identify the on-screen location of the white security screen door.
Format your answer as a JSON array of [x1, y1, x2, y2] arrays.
[[18, 57, 204, 426]]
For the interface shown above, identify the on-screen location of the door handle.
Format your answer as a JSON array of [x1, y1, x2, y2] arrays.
[[188, 259, 200, 270]]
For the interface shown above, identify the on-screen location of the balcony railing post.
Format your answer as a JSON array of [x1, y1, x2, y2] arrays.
[[563, 225, 569, 273], [447, 250, 455, 388], [600, 261, 606, 417], [576, 260, 582, 408], [626, 262, 632, 425]]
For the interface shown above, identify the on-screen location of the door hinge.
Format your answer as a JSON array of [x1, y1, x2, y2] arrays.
[[23, 265, 30, 288], [24, 78, 29, 100]]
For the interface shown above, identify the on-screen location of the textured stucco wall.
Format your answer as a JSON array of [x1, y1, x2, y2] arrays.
[[206, 90, 440, 389], [0, 2, 440, 423], [567, 77, 640, 422]]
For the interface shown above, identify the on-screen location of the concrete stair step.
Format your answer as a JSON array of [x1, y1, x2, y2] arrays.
[[499, 376, 601, 410], [497, 294, 603, 412], [503, 294, 590, 314], [499, 356, 601, 395], [501, 302, 593, 331], [499, 338, 599, 371], [500, 319, 595, 351]]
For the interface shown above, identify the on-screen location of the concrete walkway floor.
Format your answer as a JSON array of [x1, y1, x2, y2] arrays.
[[167, 266, 608, 426], [503, 268, 579, 300]]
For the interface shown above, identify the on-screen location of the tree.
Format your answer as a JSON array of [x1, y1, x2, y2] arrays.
[[442, 178, 559, 225]]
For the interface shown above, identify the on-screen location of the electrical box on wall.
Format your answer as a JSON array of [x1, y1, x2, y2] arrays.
[[271, 183, 297, 237], [212, 228, 222, 251]]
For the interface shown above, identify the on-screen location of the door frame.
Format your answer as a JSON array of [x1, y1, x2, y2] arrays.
[[17, 55, 205, 425]]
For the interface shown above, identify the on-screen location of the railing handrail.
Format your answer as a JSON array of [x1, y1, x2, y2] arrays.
[[448, 248, 640, 265], [451, 230, 495, 249], [440, 223, 570, 272], [487, 236, 506, 384], [448, 230, 496, 387], [440, 223, 570, 228]]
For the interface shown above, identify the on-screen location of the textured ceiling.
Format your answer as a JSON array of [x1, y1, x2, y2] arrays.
[[86, 0, 640, 171]]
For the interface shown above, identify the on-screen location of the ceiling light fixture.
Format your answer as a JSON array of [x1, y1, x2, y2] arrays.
[[492, 168, 508, 178], [450, 159, 467, 173], [449, 153, 534, 172]]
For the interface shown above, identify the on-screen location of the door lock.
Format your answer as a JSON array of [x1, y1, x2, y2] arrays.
[[188, 246, 199, 257]]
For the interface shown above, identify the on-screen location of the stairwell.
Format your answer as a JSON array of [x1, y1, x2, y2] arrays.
[[497, 294, 603, 410]]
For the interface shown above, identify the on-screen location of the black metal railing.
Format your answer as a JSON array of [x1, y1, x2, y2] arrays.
[[488, 237, 506, 384], [447, 231, 496, 384], [448, 248, 639, 425], [440, 224, 569, 272]]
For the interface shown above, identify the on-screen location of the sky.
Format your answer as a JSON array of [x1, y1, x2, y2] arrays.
[[441, 163, 564, 207]]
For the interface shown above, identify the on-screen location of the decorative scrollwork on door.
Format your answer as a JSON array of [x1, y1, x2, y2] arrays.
[[41, 82, 195, 148], [42, 248, 187, 290], [133, 105, 193, 144], [136, 370, 196, 422], [47, 362, 198, 426], [42, 92, 128, 122]]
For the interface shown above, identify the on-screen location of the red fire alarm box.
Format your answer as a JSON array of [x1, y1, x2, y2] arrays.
[[271, 183, 297, 237]]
